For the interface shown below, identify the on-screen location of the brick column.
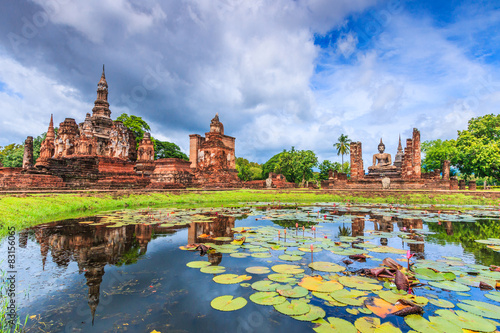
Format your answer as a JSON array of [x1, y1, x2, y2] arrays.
[[189, 134, 201, 168], [412, 128, 421, 178], [350, 142, 364, 179], [442, 160, 450, 180], [23, 136, 34, 169], [402, 139, 413, 179]]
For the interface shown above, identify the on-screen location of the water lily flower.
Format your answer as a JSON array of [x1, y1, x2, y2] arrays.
[[406, 250, 414, 259]]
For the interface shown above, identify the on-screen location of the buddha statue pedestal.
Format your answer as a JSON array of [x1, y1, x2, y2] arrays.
[[366, 138, 401, 178]]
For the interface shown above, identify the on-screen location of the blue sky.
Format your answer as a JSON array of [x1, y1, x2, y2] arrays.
[[0, 0, 499, 165]]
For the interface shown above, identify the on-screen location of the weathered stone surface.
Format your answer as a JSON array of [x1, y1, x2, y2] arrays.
[[36, 115, 56, 168], [381, 177, 390, 189], [458, 179, 466, 190], [468, 181, 477, 191], [138, 133, 155, 162], [442, 160, 450, 180], [149, 158, 193, 189], [350, 142, 364, 180], [23, 136, 34, 169]]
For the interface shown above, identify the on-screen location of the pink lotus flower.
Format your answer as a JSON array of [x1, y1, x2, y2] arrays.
[[296, 223, 298, 228], [406, 250, 414, 259]]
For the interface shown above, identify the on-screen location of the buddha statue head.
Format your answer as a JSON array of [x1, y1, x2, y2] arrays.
[[378, 139, 385, 153]]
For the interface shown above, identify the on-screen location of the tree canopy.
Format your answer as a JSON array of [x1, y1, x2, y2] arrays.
[[421, 139, 457, 173], [236, 157, 263, 181], [116, 113, 151, 146], [454, 114, 500, 181], [274, 147, 318, 185], [154, 140, 189, 161], [318, 160, 341, 180]]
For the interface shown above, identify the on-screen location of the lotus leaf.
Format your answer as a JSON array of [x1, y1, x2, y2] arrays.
[[374, 322, 402, 333], [338, 276, 383, 291], [230, 252, 250, 258], [313, 317, 357, 333], [246, 266, 271, 274], [186, 261, 211, 268], [279, 254, 303, 261], [299, 247, 323, 253], [272, 264, 304, 274], [309, 262, 346, 273], [251, 253, 272, 258], [291, 305, 326, 321], [377, 290, 428, 306], [268, 273, 296, 283], [274, 299, 310, 316], [428, 298, 455, 308], [210, 295, 247, 312], [276, 285, 309, 298], [428, 281, 470, 292], [299, 275, 343, 293], [456, 300, 500, 319], [485, 291, 500, 303], [213, 274, 251, 284], [330, 289, 367, 306], [249, 291, 287, 305], [251, 280, 281, 292], [355, 316, 380, 333], [435, 309, 496, 332], [200, 266, 226, 274]]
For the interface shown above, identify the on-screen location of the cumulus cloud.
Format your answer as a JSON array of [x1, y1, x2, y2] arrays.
[[0, 0, 499, 167]]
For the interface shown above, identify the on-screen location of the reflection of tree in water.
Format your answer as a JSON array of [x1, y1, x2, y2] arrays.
[[271, 219, 319, 229], [427, 219, 500, 267], [187, 214, 235, 245]]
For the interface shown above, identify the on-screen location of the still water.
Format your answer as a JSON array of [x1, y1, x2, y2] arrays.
[[2, 202, 500, 332]]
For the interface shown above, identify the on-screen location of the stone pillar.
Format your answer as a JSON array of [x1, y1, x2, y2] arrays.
[[458, 179, 466, 190], [442, 160, 450, 180], [22, 136, 34, 169], [468, 181, 477, 191], [412, 128, 421, 178], [349, 142, 364, 180]]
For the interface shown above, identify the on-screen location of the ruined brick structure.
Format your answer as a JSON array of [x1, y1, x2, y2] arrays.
[[323, 128, 455, 190], [189, 114, 241, 188], [23, 136, 34, 169]]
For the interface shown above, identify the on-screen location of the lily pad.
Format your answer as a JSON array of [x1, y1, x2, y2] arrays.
[[309, 262, 346, 273], [272, 264, 305, 274], [313, 317, 357, 333], [246, 266, 271, 274], [274, 300, 310, 316], [330, 289, 367, 306], [186, 261, 211, 268], [210, 295, 247, 311], [279, 254, 303, 261], [485, 291, 500, 303], [428, 281, 470, 292], [291, 305, 326, 321], [435, 309, 496, 332], [276, 285, 309, 298], [456, 300, 500, 319], [338, 276, 382, 291], [299, 275, 343, 292], [355, 316, 380, 333], [251, 253, 272, 258], [200, 266, 226, 274], [268, 273, 296, 283], [213, 274, 251, 284], [230, 253, 250, 258], [249, 291, 287, 305], [428, 298, 454, 308], [251, 280, 282, 292]]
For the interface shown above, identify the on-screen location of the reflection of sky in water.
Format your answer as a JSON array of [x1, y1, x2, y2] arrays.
[[1, 205, 499, 332]]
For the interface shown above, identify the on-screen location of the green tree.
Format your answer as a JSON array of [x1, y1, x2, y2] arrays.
[[454, 114, 500, 181], [274, 147, 318, 185], [236, 157, 263, 181], [334, 134, 351, 165], [154, 140, 189, 160], [421, 139, 457, 173], [318, 160, 341, 180], [0, 144, 23, 167], [116, 113, 151, 146], [261, 152, 284, 179]]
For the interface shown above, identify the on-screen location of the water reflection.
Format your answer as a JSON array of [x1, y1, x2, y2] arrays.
[[20, 213, 237, 324]]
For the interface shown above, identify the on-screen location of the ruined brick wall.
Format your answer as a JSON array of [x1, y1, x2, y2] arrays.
[[350, 142, 364, 180], [137, 133, 155, 162], [221, 135, 236, 169], [23, 136, 34, 169], [0, 173, 65, 189], [149, 158, 193, 188]]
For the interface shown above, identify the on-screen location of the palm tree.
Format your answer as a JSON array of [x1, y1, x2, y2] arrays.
[[334, 134, 351, 166]]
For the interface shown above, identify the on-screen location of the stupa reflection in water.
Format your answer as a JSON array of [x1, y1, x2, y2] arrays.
[[20, 214, 236, 324]]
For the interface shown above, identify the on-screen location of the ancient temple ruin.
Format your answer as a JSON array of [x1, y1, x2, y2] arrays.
[[322, 128, 456, 190]]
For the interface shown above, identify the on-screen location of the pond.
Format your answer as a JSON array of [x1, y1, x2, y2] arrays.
[[2, 202, 500, 333]]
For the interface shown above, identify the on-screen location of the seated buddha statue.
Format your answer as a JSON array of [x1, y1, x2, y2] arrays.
[[368, 139, 397, 172]]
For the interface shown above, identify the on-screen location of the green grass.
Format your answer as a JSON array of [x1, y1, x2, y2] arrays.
[[0, 189, 497, 238]]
